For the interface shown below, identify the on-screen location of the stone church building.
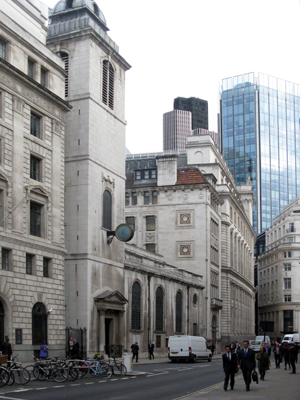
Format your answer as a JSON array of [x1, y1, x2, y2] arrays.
[[0, 0, 256, 361]]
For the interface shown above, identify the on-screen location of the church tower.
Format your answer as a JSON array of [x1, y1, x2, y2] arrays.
[[47, 0, 131, 356]]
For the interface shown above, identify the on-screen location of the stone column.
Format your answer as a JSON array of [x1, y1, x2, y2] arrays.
[[99, 310, 105, 354]]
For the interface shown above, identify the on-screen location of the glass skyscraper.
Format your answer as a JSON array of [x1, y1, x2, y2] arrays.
[[220, 73, 300, 233]]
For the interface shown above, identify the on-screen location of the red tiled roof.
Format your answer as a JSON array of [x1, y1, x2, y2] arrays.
[[176, 168, 207, 185]]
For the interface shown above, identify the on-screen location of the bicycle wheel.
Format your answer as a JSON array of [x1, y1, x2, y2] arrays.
[[51, 366, 68, 383], [6, 371, 15, 386], [12, 367, 31, 385], [37, 367, 47, 381], [114, 362, 127, 376], [26, 365, 39, 381], [0, 367, 10, 387], [68, 366, 78, 381], [98, 364, 112, 379], [77, 363, 88, 379]]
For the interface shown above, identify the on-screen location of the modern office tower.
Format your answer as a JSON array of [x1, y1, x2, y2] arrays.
[[163, 110, 192, 151], [220, 73, 300, 233], [174, 97, 209, 130]]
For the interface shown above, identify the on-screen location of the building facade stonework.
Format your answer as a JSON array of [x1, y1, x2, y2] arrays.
[[258, 197, 300, 338], [126, 134, 256, 350], [0, 0, 71, 361]]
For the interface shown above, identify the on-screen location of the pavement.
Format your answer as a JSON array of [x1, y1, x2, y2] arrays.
[[130, 354, 300, 399]]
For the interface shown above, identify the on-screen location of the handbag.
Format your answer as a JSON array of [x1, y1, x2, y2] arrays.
[[252, 370, 259, 384]]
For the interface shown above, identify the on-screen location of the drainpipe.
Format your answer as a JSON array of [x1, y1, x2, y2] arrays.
[[187, 286, 190, 335], [147, 274, 152, 343]]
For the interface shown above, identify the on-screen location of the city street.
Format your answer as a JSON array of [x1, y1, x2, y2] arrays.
[[0, 359, 224, 400]]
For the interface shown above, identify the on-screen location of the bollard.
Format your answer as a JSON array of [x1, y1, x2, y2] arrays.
[[123, 355, 132, 372]]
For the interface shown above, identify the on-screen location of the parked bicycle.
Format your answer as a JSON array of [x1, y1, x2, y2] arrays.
[[101, 356, 127, 376], [72, 358, 113, 379], [26, 356, 68, 383], [0, 366, 10, 387], [5, 355, 30, 385]]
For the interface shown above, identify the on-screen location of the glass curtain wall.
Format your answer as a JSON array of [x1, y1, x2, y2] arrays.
[[221, 73, 300, 233]]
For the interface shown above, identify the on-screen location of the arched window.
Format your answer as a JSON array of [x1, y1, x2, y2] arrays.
[[59, 52, 69, 98], [102, 60, 114, 110], [66, 0, 73, 9], [175, 291, 182, 333], [131, 282, 141, 330], [155, 287, 163, 332], [102, 190, 112, 230], [32, 303, 47, 345]]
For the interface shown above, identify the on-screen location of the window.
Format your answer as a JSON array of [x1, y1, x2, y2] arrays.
[[283, 310, 293, 332], [146, 243, 155, 253], [131, 282, 141, 330], [175, 291, 182, 333], [0, 40, 5, 60], [132, 192, 137, 206], [60, 52, 69, 97], [284, 295, 292, 302], [43, 257, 51, 278], [152, 191, 158, 204], [41, 68, 48, 87], [289, 223, 295, 232], [284, 251, 292, 258], [0, 188, 4, 228], [144, 192, 150, 205], [30, 112, 41, 138], [125, 216, 135, 231], [32, 303, 47, 345], [102, 60, 114, 110], [125, 193, 130, 206], [156, 335, 161, 348], [146, 216, 155, 231], [155, 287, 163, 332], [135, 171, 141, 180], [1, 248, 11, 271], [26, 253, 34, 274], [151, 170, 156, 179], [284, 278, 291, 290], [30, 155, 41, 181], [102, 190, 112, 230], [284, 264, 291, 271], [193, 294, 197, 306], [28, 59, 34, 79], [144, 170, 149, 179], [30, 202, 42, 237]]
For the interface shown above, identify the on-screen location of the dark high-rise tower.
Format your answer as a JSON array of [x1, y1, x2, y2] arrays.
[[174, 97, 208, 130]]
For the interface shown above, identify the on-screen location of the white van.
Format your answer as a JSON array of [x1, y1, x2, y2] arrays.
[[282, 334, 300, 344], [250, 336, 271, 352], [168, 335, 212, 362]]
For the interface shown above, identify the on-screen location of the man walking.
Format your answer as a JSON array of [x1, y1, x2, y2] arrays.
[[148, 341, 154, 360], [273, 342, 282, 368], [131, 342, 139, 363], [289, 343, 298, 374], [222, 345, 237, 391], [237, 340, 256, 391]]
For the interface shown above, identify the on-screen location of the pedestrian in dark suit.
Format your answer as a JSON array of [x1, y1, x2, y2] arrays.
[[289, 343, 298, 374], [237, 340, 256, 391], [222, 345, 237, 391], [131, 342, 139, 362], [2, 337, 13, 361]]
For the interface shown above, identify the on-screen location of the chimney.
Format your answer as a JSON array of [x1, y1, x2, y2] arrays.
[[156, 154, 178, 186]]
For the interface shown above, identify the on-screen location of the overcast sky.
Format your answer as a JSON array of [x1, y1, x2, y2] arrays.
[[44, 0, 300, 154]]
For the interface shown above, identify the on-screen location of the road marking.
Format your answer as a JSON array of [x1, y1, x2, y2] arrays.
[[146, 372, 169, 377], [0, 397, 29, 400], [34, 388, 47, 390], [53, 385, 64, 388], [111, 379, 118, 381], [70, 384, 81, 386], [84, 382, 95, 385], [171, 381, 224, 400], [177, 368, 193, 372], [121, 377, 129, 380]]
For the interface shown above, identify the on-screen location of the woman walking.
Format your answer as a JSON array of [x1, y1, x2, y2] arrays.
[[256, 347, 270, 381]]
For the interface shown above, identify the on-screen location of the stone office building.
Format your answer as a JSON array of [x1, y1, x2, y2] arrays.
[[0, 0, 71, 361], [125, 134, 256, 350], [258, 197, 300, 338]]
